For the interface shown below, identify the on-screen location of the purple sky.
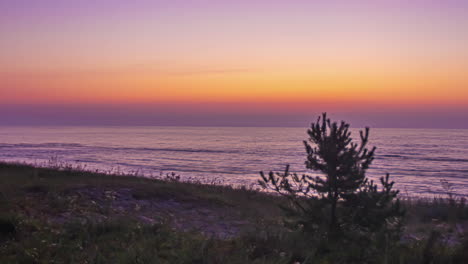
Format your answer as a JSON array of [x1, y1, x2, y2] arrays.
[[1, 0, 468, 128], [1, 103, 467, 128]]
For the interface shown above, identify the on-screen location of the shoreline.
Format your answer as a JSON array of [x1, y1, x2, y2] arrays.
[[2, 158, 465, 200]]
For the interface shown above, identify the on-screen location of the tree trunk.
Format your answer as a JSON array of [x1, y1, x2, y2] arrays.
[[330, 192, 338, 234]]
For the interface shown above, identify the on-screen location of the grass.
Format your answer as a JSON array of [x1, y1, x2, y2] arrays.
[[1, 162, 468, 263]]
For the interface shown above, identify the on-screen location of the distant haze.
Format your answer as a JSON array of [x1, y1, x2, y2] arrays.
[[1, 103, 467, 129], [1, 1, 467, 128]]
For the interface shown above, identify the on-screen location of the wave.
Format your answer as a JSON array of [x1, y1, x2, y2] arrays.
[[0, 143, 84, 148], [127, 147, 239, 154], [420, 157, 468, 163], [379, 154, 468, 163], [0, 142, 242, 154]]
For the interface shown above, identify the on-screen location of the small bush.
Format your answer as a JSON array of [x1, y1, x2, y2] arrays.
[[0, 214, 17, 238], [260, 113, 405, 260], [24, 184, 49, 194]]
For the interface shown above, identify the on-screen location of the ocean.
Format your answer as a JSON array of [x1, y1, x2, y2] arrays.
[[1, 126, 467, 197]]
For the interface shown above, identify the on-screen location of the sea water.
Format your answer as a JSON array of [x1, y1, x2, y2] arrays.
[[1, 126, 467, 197]]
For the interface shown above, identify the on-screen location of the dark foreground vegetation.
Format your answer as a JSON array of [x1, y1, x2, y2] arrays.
[[1, 115, 468, 263], [0, 162, 467, 263]]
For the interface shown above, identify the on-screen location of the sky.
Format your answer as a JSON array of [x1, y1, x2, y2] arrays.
[[1, 0, 467, 128]]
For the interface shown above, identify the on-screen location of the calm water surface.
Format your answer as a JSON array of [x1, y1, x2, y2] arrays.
[[1, 126, 467, 197]]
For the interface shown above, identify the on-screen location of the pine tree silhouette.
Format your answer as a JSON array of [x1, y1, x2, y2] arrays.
[[260, 113, 403, 238]]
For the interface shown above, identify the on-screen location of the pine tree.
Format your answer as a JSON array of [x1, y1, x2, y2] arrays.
[[259, 113, 403, 238]]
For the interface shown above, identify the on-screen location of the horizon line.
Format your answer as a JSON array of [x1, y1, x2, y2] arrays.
[[1, 124, 467, 130]]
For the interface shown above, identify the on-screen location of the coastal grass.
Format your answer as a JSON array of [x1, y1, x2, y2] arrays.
[[1, 162, 468, 263]]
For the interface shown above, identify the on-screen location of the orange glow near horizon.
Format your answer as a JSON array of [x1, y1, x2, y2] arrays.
[[2, 63, 467, 111], [1, 1, 468, 122]]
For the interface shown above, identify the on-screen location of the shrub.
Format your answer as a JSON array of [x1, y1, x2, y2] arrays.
[[0, 214, 17, 238], [259, 113, 404, 250]]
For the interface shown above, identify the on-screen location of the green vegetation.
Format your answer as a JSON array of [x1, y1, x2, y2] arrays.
[[0, 163, 467, 263]]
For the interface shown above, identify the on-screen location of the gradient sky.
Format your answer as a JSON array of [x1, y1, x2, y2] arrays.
[[1, 0, 468, 128]]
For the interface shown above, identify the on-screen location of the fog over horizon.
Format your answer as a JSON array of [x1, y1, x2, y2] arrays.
[[1, 103, 467, 129]]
